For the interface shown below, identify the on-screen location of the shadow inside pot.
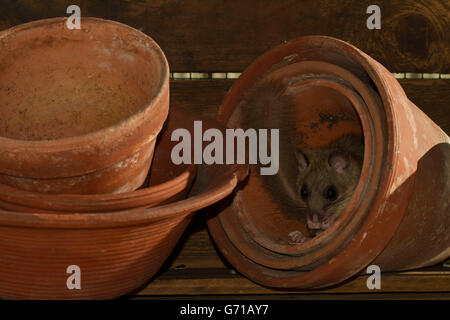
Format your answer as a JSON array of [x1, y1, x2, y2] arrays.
[[221, 61, 372, 267]]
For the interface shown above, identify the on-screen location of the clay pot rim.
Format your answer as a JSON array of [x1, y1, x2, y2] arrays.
[[211, 35, 403, 288], [236, 73, 370, 256], [218, 60, 385, 270], [0, 17, 169, 152], [0, 162, 196, 210], [0, 167, 244, 229]]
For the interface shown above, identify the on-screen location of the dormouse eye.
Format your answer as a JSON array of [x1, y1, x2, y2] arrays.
[[324, 185, 338, 201], [300, 184, 309, 200]]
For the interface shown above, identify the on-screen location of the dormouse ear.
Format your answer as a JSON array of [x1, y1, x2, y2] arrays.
[[329, 151, 348, 173], [295, 148, 309, 170]]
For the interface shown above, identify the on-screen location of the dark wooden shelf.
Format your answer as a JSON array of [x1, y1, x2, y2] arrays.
[[133, 215, 450, 298]]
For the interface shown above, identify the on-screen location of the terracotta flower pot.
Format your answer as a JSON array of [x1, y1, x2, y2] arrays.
[[0, 107, 196, 213], [208, 35, 450, 289], [0, 107, 248, 299], [0, 18, 169, 194]]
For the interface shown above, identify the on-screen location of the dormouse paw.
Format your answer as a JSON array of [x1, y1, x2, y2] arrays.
[[288, 230, 310, 244]]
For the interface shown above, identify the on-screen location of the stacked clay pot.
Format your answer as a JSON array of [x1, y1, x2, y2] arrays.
[[0, 103, 247, 299], [0, 18, 248, 299], [0, 17, 170, 194]]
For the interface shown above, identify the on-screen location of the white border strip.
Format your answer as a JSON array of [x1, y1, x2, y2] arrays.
[[170, 72, 448, 80]]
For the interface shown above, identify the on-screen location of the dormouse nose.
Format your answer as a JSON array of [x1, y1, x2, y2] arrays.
[[308, 192, 326, 216], [310, 210, 326, 220]]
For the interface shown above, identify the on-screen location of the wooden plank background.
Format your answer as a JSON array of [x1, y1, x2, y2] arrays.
[[0, 0, 449, 72], [0, 0, 449, 298], [171, 79, 450, 134]]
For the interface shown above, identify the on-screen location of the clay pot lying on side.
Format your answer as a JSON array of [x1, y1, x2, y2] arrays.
[[0, 107, 248, 299], [0, 18, 169, 194], [208, 35, 450, 289], [0, 107, 196, 213]]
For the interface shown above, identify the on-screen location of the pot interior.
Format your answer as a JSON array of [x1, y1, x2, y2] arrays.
[[0, 19, 165, 141], [226, 69, 365, 256]]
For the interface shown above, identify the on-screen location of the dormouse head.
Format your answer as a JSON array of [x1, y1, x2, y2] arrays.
[[295, 147, 360, 219]]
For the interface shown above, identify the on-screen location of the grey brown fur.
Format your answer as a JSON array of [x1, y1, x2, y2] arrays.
[[289, 134, 364, 243]]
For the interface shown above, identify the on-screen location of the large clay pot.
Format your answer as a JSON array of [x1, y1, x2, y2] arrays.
[[208, 36, 450, 289], [0, 107, 248, 299], [0, 18, 169, 194], [0, 107, 196, 213]]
